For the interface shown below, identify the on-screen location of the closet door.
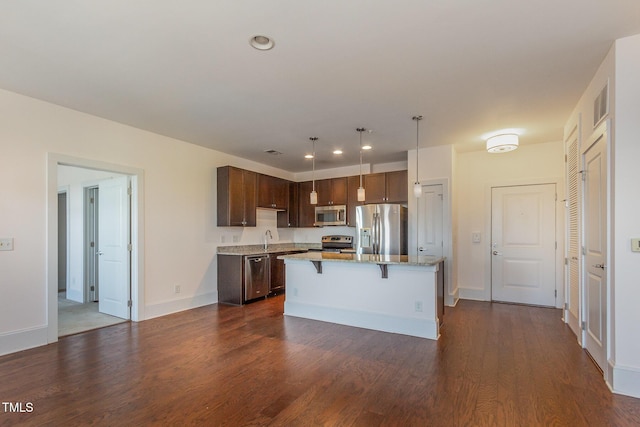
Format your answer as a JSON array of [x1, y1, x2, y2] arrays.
[[565, 123, 581, 339]]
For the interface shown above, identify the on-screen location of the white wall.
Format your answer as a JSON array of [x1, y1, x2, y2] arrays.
[[0, 88, 294, 355], [611, 34, 640, 397], [454, 141, 565, 301]]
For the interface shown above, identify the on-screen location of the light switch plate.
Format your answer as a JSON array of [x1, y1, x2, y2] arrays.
[[0, 238, 14, 251], [631, 238, 640, 252]]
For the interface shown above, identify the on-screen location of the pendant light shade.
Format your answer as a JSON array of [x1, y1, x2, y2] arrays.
[[357, 128, 366, 202], [309, 137, 318, 204], [486, 134, 519, 153], [413, 182, 422, 198], [412, 115, 423, 198]]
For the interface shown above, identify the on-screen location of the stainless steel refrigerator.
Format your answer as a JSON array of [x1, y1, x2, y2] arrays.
[[356, 204, 408, 255]]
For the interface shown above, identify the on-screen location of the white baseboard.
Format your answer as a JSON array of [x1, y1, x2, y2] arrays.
[[144, 292, 218, 320], [0, 325, 48, 357], [458, 288, 488, 301], [446, 287, 460, 307], [284, 301, 439, 340], [610, 361, 640, 398]]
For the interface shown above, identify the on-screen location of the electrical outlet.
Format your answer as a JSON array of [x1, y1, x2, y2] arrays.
[[174, 285, 181, 294], [472, 232, 481, 243], [415, 301, 423, 312], [632, 238, 640, 252], [232, 235, 240, 243], [293, 288, 298, 297], [0, 238, 14, 251]]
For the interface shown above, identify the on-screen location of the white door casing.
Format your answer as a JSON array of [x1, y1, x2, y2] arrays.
[[582, 128, 607, 371], [491, 184, 557, 306], [417, 184, 444, 258], [98, 176, 131, 319]]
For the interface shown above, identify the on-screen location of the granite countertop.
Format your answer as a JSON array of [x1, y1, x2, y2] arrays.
[[217, 243, 319, 256], [278, 251, 445, 266]]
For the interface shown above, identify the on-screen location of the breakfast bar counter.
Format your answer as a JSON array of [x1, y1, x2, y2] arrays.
[[278, 252, 445, 339]]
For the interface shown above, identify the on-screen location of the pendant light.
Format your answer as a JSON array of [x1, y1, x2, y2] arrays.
[[309, 137, 318, 205], [412, 115, 423, 198], [357, 128, 366, 202]]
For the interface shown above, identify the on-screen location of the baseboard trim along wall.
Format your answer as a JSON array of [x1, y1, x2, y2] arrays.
[[458, 288, 487, 301], [611, 361, 640, 399], [144, 291, 218, 320], [0, 325, 48, 357]]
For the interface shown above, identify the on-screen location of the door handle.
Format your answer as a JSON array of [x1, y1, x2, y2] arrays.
[[594, 264, 606, 269], [418, 247, 424, 251], [97, 251, 104, 256], [492, 251, 502, 256]]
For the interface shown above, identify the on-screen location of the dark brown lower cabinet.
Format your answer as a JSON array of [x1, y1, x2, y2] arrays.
[[270, 254, 285, 295], [217, 254, 245, 305]]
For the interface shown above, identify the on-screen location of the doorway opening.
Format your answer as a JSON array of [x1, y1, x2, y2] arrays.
[[56, 166, 133, 337], [47, 154, 144, 344]]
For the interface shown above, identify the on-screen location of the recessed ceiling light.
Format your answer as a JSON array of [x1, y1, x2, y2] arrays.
[[333, 149, 343, 155], [304, 154, 314, 159], [250, 35, 275, 51], [362, 144, 372, 150]]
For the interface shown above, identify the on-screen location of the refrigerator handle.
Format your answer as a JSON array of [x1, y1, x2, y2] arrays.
[[373, 212, 380, 255], [377, 213, 381, 255], [370, 213, 375, 254]]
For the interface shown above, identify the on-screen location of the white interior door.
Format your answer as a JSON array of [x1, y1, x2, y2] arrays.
[[417, 184, 443, 257], [583, 131, 607, 371], [491, 184, 557, 306], [98, 176, 131, 319]]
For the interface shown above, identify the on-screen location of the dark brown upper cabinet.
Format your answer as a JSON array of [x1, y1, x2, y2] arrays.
[[217, 166, 257, 227], [347, 175, 363, 227], [297, 181, 316, 227], [277, 181, 299, 228], [316, 177, 348, 206], [363, 170, 408, 204], [257, 174, 288, 210]]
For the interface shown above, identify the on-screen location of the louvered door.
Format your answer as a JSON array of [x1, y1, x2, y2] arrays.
[[565, 124, 581, 339]]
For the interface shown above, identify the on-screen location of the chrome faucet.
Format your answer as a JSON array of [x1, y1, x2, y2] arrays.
[[264, 229, 272, 251]]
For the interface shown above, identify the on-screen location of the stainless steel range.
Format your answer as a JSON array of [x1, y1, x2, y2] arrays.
[[320, 235, 354, 253]]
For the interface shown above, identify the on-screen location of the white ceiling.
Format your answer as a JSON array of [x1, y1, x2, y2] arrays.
[[1, 1, 639, 172]]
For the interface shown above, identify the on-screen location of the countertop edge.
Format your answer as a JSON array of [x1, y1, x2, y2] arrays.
[[278, 252, 445, 267]]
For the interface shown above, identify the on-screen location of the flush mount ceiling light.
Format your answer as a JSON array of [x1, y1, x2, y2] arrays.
[[249, 35, 275, 51], [486, 134, 519, 153]]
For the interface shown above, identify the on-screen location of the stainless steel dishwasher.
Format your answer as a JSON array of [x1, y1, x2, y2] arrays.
[[244, 255, 270, 301]]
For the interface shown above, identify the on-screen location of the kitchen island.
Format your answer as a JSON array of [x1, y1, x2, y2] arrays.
[[278, 252, 445, 340]]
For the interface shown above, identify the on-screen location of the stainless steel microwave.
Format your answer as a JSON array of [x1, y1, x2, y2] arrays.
[[315, 205, 347, 226]]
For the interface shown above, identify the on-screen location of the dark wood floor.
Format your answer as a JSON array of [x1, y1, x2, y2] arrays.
[[1, 296, 639, 426]]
